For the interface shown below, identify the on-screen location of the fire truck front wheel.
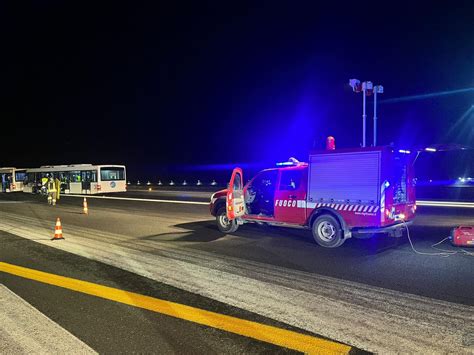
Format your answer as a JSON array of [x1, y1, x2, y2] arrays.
[[312, 215, 345, 248], [216, 207, 239, 233]]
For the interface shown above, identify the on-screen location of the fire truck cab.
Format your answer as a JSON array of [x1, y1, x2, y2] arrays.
[[210, 146, 416, 248]]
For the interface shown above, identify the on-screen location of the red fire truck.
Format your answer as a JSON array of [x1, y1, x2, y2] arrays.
[[209, 145, 416, 248]]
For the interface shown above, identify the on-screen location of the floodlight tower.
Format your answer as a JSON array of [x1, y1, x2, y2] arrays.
[[373, 85, 384, 146], [349, 79, 383, 147]]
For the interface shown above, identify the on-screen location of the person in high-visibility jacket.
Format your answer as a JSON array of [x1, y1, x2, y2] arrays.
[[47, 177, 57, 205], [40, 175, 49, 195], [54, 177, 61, 201]]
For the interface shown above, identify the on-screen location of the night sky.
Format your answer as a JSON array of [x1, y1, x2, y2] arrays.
[[1, 2, 473, 180]]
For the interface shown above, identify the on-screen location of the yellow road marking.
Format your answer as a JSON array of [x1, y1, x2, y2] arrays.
[[0, 262, 350, 354]]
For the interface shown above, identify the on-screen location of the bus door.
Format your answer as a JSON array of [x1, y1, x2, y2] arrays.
[[81, 170, 96, 192], [274, 169, 307, 225], [69, 171, 82, 194], [1, 173, 12, 192], [1, 173, 7, 192]]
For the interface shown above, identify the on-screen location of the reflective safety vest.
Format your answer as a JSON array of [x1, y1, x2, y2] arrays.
[[47, 180, 56, 192], [55, 178, 61, 200]]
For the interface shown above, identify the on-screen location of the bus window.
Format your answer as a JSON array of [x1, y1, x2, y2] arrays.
[[27, 173, 35, 181], [81, 170, 97, 182], [70, 171, 81, 182], [100, 167, 125, 181], [59, 172, 68, 182], [15, 172, 27, 182]]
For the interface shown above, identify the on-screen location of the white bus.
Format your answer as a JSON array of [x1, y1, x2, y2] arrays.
[[25, 164, 127, 194], [0, 167, 27, 192]]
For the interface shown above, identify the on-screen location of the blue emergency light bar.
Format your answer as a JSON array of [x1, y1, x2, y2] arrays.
[[276, 161, 297, 166], [398, 149, 411, 154], [276, 157, 302, 166]]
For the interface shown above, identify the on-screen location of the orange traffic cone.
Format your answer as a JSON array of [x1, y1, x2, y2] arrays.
[[83, 197, 88, 215], [51, 218, 64, 240]]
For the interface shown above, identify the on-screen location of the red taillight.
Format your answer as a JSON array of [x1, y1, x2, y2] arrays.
[[326, 136, 336, 150]]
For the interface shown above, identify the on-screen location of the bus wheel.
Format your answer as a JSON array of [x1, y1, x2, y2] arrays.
[[312, 214, 345, 248], [216, 207, 239, 233]]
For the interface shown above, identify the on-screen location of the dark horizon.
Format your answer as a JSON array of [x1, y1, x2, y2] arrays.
[[1, 2, 473, 180]]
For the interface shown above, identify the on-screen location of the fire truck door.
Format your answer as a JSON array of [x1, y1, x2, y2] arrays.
[[274, 169, 306, 224], [226, 168, 245, 220]]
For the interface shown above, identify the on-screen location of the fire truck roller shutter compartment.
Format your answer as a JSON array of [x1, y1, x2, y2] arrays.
[[308, 151, 381, 205]]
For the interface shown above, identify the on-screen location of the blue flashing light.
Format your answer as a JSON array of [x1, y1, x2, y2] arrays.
[[398, 149, 411, 154], [384, 181, 390, 188], [276, 157, 302, 167], [425, 147, 437, 152]]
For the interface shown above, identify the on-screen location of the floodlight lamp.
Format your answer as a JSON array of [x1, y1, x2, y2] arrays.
[[349, 79, 361, 92], [362, 81, 373, 90]]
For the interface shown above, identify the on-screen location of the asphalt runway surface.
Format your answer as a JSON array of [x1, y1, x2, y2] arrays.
[[0, 191, 473, 353], [0, 232, 315, 354]]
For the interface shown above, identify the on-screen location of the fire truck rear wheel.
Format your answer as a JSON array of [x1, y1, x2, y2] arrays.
[[216, 207, 239, 233], [312, 215, 345, 248]]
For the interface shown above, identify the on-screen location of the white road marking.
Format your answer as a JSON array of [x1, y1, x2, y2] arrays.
[[4, 193, 474, 210], [418, 200, 474, 208], [129, 189, 214, 194], [0, 284, 96, 354], [0, 211, 472, 353], [65, 194, 209, 205]]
